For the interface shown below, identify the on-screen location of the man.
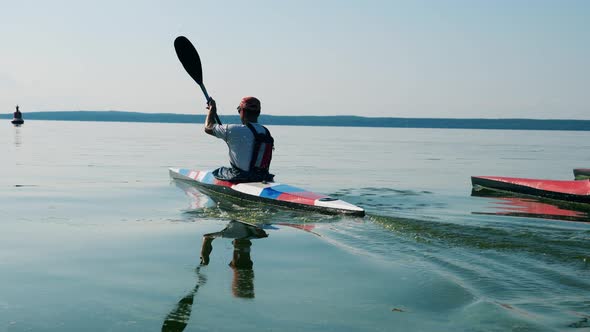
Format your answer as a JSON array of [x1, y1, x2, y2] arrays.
[[204, 96, 274, 182], [14, 105, 22, 119]]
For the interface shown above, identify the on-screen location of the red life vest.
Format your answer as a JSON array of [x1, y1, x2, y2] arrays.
[[245, 123, 274, 174]]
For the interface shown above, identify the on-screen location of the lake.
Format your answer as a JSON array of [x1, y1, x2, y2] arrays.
[[2, 120, 589, 331]]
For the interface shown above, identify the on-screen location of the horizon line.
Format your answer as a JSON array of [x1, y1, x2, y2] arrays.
[[4, 110, 590, 121]]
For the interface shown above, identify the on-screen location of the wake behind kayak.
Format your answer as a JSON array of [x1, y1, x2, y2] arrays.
[[169, 168, 365, 216]]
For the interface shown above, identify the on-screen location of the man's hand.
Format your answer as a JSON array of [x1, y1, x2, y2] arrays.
[[204, 98, 218, 135], [206, 98, 217, 113]]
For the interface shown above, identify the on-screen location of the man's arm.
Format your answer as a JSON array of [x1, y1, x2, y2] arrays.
[[204, 99, 217, 136]]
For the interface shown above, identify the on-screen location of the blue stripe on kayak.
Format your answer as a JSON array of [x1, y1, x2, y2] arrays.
[[179, 169, 190, 176], [201, 172, 215, 184], [260, 187, 283, 200], [268, 184, 305, 193], [260, 184, 307, 199]]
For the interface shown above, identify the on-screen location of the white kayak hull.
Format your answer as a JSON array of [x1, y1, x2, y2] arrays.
[[169, 168, 365, 216]]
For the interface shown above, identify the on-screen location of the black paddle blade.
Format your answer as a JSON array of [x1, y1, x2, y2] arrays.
[[174, 36, 204, 85]]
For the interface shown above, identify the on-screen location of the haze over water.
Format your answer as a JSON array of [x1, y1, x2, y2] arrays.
[[2, 120, 590, 331]]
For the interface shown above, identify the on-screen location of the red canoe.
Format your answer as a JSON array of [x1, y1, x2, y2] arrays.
[[471, 176, 590, 204], [574, 168, 590, 180]]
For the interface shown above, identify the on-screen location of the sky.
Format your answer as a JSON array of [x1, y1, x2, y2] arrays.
[[1, 0, 588, 118]]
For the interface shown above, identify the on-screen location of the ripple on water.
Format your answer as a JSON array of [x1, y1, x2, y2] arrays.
[[314, 215, 590, 330], [172, 180, 590, 328], [367, 214, 590, 264]]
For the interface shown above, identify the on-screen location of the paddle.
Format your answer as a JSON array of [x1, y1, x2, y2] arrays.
[[174, 36, 222, 125]]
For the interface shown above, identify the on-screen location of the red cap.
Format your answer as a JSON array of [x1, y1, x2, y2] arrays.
[[238, 96, 261, 113]]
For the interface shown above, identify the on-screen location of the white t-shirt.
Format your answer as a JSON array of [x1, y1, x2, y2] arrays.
[[211, 123, 267, 172]]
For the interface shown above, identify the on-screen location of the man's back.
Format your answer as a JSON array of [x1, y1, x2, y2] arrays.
[[212, 123, 269, 172]]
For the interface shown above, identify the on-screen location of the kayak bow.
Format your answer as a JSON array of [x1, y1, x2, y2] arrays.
[[169, 168, 365, 216]]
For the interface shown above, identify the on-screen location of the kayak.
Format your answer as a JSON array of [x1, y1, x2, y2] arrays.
[[471, 175, 590, 204], [169, 168, 365, 216], [11, 118, 24, 125], [574, 168, 590, 180]]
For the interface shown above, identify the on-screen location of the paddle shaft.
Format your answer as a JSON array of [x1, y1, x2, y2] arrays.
[[200, 84, 222, 125]]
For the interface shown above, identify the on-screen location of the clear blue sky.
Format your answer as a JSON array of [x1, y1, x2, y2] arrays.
[[1, 0, 588, 118]]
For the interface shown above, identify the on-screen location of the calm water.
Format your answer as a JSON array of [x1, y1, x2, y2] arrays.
[[2, 121, 590, 331]]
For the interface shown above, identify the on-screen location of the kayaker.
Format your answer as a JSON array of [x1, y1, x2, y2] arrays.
[[14, 105, 22, 119], [204, 96, 274, 183]]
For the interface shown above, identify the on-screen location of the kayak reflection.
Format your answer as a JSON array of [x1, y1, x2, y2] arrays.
[[172, 180, 217, 210], [161, 220, 268, 332], [173, 177, 344, 226], [471, 188, 590, 223], [173, 177, 275, 221]]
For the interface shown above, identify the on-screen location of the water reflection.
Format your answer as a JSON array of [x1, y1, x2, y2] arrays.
[[471, 188, 590, 223], [172, 179, 280, 223], [160, 266, 206, 332], [173, 178, 341, 225], [14, 126, 22, 147], [161, 220, 268, 332]]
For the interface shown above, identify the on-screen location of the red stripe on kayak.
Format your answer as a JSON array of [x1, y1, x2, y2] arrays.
[[475, 176, 590, 195], [213, 179, 235, 188], [189, 170, 200, 179], [277, 192, 328, 205]]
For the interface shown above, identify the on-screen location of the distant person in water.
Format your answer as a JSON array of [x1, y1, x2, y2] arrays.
[[204, 97, 274, 182], [14, 105, 22, 119]]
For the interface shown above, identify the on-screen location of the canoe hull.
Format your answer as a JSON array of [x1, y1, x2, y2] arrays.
[[169, 168, 365, 216], [472, 176, 590, 204]]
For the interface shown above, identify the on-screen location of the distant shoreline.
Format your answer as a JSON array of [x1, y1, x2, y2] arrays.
[[3, 111, 590, 131]]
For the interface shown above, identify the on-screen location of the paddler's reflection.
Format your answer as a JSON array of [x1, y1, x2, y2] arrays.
[[200, 220, 268, 298], [229, 240, 255, 298], [162, 220, 267, 332]]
